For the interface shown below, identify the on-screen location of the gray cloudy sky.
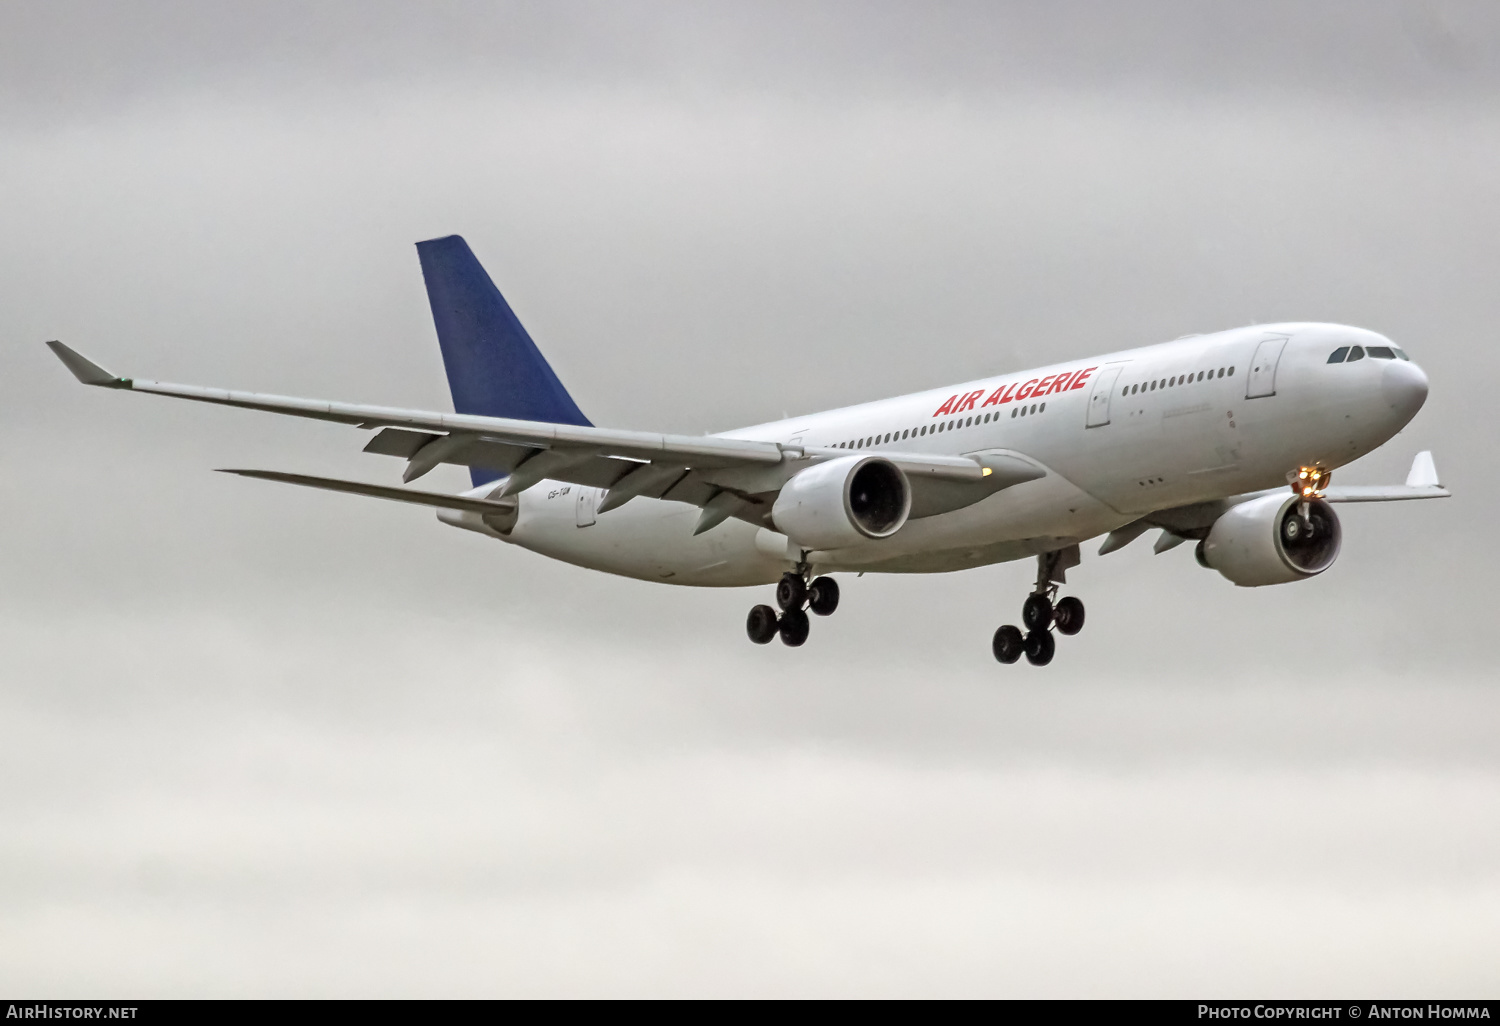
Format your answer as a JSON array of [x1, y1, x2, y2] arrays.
[[2, 1, 1498, 997]]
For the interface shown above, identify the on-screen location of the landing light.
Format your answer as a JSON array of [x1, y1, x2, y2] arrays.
[[982, 467, 992, 477], [1289, 464, 1330, 499]]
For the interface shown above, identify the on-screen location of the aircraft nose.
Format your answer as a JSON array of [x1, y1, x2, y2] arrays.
[[1381, 358, 1428, 423]]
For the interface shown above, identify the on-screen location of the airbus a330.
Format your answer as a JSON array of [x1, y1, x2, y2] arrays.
[[48, 235, 1447, 665]]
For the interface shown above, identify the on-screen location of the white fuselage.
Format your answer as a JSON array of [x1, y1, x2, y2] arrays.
[[441, 323, 1428, 586]]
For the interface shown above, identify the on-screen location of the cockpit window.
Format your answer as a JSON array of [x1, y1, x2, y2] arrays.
[[1327, 347, 1350, 364], [1366, 346, 1395, 359], [1346, 345, 1365, 362], [1393, 348, 1410, 361]]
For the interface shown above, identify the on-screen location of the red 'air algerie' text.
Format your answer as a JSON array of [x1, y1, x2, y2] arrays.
[[931, 367, 1097, 417]]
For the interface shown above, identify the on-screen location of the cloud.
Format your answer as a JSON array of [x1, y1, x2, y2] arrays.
[[1, 608, 1497, 995]]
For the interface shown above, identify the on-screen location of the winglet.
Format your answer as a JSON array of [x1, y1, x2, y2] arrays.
[[1406, 451, 1440, 488], [46, 341, 131, 388]]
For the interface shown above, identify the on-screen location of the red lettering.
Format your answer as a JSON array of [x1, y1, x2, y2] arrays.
[[1015, 378, 1039, 401], [1049, 372, 1075, 395], [1034, 375, 1055, 396], [956, 390, 982, 413], [933, 395, 958, 416], [981, 386, 1006, 408], [1070, 366, 1097, 390], [998, 382, 1019, 404]]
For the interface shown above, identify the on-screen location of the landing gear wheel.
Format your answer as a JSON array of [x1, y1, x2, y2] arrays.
[[807, 576, 840, 616], [1053, 596, 1085, 636], [1024, 629, 1055, 666], [778, 607, 810, 647], [1022, 593, 1053, 632], [776, 573, 807, 612], [746, 604, 779, 645], [992, 625, 1024, 664]]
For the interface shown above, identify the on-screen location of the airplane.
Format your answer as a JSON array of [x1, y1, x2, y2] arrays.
[[47, 235, 1448, 666]]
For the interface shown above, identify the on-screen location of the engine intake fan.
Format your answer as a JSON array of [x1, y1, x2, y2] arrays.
[[1197, 492, 1342, 587], [771, 455, 911, 550]]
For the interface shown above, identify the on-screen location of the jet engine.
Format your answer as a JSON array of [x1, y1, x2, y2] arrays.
[[1196, 492, 1341, 587], [771, 455, 911, 550]]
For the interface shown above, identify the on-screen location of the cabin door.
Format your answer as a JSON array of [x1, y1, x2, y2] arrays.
[[1245, 337, 1289, 399], [1085, 364, 1126, 427]]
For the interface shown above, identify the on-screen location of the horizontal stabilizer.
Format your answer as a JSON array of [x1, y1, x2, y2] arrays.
[[218, 469, 516, 515]]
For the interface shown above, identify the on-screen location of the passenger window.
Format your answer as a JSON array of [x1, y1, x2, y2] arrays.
[[1039, 403, 1046, 412], [1197, 371, 1204, 381], [1228, 366, 1234, 376], [1347, 346, 1365, 362], [1328, 347, 1349, 363], [1150, 381, 1156, 391], [1366, 346, 1395, 359], [1011, 409, 1017, 418]]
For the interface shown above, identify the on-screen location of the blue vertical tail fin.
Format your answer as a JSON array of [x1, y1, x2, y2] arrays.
[[416, 235, 591, 486]]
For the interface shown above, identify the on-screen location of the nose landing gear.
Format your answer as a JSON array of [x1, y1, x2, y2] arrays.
[[992, 546, 1085, 668], [747, 564, 839, 647]]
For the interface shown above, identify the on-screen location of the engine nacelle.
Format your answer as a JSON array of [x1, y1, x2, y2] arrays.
[[771, 455, 911, 550], [1198, 493, 1342, 587]]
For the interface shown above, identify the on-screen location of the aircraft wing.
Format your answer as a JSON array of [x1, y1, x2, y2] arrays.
[[1321, 451, 1450, 503], [49, 341, 1031, 529]]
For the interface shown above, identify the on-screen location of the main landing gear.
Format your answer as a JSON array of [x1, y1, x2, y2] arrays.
[[993, 547, 1085, 667], [747, 566, 839, 647]]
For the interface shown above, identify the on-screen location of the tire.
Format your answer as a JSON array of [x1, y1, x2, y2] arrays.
[[778, 607, 810, 647], [1022, 593, 1053, 632], [1024, 628, 1055, 666], [808, 576, 840, 616], [776, 573, 807, 611], [1053, 596, 1085, 636], [992, 625, 1024, 664], [1195, 539, 1210, 568], [746, 604, 779, 644]]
